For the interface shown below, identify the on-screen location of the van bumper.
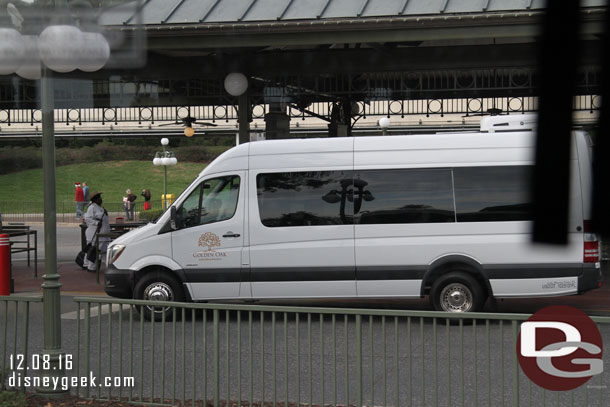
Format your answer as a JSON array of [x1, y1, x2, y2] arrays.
[[104, 264, 134, 299], [578, 263, 602, 293]]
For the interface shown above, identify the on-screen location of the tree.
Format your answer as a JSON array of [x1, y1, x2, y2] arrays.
[[198, 232, 221, 252]]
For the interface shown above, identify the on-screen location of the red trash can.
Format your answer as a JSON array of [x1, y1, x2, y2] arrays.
[[0, 234, 10, 296]]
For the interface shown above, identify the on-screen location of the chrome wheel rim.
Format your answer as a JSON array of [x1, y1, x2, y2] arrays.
[[439, 283, 473, 312], [143, 282, 174, 313]]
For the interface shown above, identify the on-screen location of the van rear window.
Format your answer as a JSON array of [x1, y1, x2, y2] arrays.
[[453, 166, 533, 222]]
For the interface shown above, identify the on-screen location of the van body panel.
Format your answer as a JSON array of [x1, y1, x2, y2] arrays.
[[171, 170, 248, 300], [490, 277, 578, 297], [199, 143, 249, 176], [110, 225, 173, 272], [249, 281, 357, 299], [105, 120, 601, 308], [357, 280, 422, 297], [354, 133, 537, 169], [130, 255, 181, 272]]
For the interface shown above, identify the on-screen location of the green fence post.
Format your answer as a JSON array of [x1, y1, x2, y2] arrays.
[[213, 309, 220, 407]]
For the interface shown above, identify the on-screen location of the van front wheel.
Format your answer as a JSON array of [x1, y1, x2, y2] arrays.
[[430, 272, 484, 313], [134, 272, 185, 321]]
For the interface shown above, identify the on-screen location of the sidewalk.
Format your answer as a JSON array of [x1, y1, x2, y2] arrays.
[[11, 260, 107, 296]]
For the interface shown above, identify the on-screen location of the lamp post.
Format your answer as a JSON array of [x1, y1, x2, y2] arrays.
[[10, 19, 110, 399], [153, 138, 177, 209], [224, 72, 250, 144], [378, 117, 391, 136]]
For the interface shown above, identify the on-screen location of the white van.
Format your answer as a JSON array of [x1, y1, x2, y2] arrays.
[[105, 115, 602, 318]]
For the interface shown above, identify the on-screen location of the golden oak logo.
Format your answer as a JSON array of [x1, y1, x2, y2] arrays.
[[194, 232, 226, 261], [198, 232, 221, 252]]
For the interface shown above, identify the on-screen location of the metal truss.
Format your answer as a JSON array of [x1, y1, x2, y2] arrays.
[[0, 95, 601, 130], [0, 96, 598, 129], [0, 66, 602, 128]]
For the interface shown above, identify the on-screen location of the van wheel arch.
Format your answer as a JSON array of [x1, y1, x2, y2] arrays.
[[133, 266, 191, 302], [421, 258, 492, 301]]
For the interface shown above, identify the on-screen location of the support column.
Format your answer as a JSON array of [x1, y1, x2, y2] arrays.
[[238, 92, 250, 144], [37, 68, 68, 396], [264, 102, 291, 140]]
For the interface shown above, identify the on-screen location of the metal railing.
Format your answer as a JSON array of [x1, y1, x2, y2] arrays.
[[0, 295, 43, 391], [0, 201, 149, 223], [71, 297, 610, 407]]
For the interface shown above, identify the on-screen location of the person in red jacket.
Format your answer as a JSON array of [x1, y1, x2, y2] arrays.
[[75, 182, 85, 219]]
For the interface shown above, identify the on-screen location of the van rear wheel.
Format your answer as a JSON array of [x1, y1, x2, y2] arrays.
[[431, 272, 484, 313], [134, 271, 184, 321]]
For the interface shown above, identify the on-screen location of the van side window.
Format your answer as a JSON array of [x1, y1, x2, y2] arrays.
[[453, 166, 533, 222], [257, 171, 354, 227], [177, 175, 240, 230], [355, 169, 455, 224]]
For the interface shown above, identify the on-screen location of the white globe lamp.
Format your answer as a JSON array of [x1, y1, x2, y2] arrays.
[[38, 25, 84, 73], [79, 32, 110, 72], [378, 117, 391, 129], [0, 28, 25, 75], [16, 35, 41, 80], [224, 72, 248, 96]]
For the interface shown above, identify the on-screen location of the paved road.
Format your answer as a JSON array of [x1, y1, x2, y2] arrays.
[[5, 224, 610, 406], [4, 294, 610, 407]]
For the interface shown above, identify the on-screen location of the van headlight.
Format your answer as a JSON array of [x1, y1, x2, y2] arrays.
[[108, 244, 125, 265]]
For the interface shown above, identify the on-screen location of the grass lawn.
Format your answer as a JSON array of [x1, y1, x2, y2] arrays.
[[0, 161, 205, 212]]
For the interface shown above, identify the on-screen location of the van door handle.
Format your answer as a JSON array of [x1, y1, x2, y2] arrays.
[[223, 232, 241, 238]]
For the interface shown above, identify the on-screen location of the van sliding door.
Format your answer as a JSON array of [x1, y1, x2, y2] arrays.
[[248, 170, 357, 298], [354, 168, 456, 297]]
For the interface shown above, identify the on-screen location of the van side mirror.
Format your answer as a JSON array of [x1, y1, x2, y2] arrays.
[[170, 206, 177, 230]]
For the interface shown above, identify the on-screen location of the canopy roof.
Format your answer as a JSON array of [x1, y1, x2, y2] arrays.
[[103, 0, 600, 25]]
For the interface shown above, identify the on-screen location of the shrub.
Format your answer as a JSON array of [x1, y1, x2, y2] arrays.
[[0, 142, 230, 175], [139, 209, 165, 222], [0, 147, 42, 174], [0, 391, 26, 407]]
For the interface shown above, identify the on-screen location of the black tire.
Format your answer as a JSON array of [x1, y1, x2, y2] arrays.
[[430, 272, 485, 313], [134, 271, 185, 321]]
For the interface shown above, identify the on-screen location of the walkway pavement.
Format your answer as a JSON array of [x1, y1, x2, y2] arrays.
[[12, 260, 106, 295], [8, 222, 106, 296], [5, 222, 610, 315]]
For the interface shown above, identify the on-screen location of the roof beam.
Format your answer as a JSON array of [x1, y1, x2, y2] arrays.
[[136, 42, 601, 77], [278, 0, 295, 20], [357, 0, 370, 17], [238, 0, 258, 21], [317, 0, 332, 19], [398, 0, 410, 15], [199, 0, 221, 22], [440, 0, 449, 13], [161, 0, 186, 24]]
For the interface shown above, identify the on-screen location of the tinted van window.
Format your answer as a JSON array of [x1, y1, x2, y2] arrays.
[[257, 171, 353, 227], [177, 175, 240, 229], [355, 169, 455, 224], [454, 166, 533, 222]]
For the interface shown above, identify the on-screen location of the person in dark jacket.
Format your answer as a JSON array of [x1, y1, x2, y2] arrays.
[[141, 188, 152, 210]]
